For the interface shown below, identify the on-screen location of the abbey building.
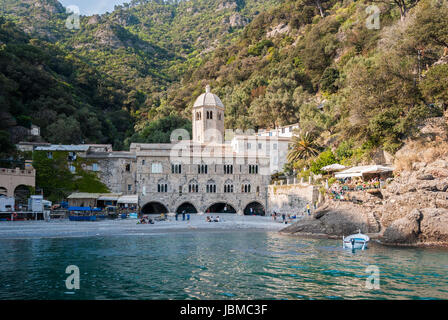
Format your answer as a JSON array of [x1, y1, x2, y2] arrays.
[[27, 86, 296, 215]]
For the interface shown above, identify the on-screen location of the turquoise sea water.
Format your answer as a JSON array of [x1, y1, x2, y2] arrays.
[[0, 230, 447, 300]]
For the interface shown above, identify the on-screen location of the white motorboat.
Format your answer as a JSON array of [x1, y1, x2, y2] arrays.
[[343, 230, 369, 250]]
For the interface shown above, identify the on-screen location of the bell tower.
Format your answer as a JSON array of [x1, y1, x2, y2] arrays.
[[192, 85, 225, 144]]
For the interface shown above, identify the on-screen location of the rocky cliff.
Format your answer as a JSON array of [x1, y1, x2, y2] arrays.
[[281, 116, 448, 247]]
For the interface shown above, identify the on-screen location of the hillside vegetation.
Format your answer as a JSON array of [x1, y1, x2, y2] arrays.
[[164, 0, 448, 170], [1, 0, 448, 174]]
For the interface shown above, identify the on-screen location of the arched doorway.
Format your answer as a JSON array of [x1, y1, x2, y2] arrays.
[[244, 202, 265, 216], [141, 202, 169, 215], [14, 185, 31, 206], [206, 203, 236, 214], [176, 202, 198, 214], [0, 187, 7, 197]]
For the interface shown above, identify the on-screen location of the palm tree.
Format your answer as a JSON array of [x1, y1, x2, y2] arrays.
[[287, 132, 321, 163]]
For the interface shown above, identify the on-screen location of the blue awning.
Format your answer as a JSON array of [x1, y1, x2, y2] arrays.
[[68, 207, 92, 211]]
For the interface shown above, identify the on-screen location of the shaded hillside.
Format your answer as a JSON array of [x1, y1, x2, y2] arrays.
[[1, 0, 281, 128], [0, 17, 134, 151]]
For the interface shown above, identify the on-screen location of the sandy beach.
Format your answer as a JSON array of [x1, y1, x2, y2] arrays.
[[0, 214, 289, 239]]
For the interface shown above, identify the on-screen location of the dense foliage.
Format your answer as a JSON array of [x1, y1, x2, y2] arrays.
[[32, 151, 109, 202], [2, 0, 448, 177], [0, 17, 134, 149]]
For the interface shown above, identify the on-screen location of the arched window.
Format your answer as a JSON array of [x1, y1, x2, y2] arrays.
[[224, 180, 233, 193], [241, 182, 251, 193], [206, 180, 217, 193], [188, 180, 199, 193], [206, 111, 213, 119]]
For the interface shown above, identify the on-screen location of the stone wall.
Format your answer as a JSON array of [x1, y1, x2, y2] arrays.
[[86, 152, 136, 195], [268, 183, 319, 214]]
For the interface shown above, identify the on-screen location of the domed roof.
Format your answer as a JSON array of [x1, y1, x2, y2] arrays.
[[193, 85, 224, 108]]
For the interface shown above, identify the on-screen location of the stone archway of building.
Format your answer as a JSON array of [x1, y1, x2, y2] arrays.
[[141, 202, 169, 215], [206, 203, 237, 214], [0, 187, 7, 197], [244, 202, 265, 216], [176, 202, 198, 214], [14, 185, 31, 206]]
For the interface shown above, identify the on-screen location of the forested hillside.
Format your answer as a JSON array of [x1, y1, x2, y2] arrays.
[[1, 0, 448, 174], [163, 0, 448, 169], [0, 0, 281, 152], [0, 17, 134, 151]]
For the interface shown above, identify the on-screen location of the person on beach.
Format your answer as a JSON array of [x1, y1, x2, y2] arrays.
[[187, 213, 190, 221], [282, 213, 286, 223], [182, 210, 186, 221], [175, 212, 178, 221], [306, 204, 311, 216]]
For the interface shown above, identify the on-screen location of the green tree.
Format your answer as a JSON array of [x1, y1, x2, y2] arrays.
[[310, 149, 337, 174], [287, 132, 321, 163]]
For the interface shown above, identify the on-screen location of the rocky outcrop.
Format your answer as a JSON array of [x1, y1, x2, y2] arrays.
[[266, 23, 290, 38], [282, 116, 448, 247], [382, 209, 422, 244]]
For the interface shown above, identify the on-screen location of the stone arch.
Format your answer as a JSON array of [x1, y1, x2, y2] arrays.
[[14, 185, 31, 206], [205, 202, 237, 214], [243, 201, 265, 216], [176, 202, 198, 214], [141, 201, 169, 215]]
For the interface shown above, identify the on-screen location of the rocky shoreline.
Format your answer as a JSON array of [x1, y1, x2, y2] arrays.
[[280, 116, 448, 247]]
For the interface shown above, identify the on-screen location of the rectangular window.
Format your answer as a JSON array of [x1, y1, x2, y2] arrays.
[[258, 143, 262, 150], [247, 143, 251, 149], [125, 164, 131, 172], [273, 143, 278, 150], [142, 160, 146, 165], [151, 163, 163, 173], [128, 184, 132, 191]]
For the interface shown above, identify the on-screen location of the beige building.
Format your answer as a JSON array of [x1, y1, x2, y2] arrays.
[[132, 85, 273, 215], [0, 166, 36, 203], [37, 86, 301, 215]]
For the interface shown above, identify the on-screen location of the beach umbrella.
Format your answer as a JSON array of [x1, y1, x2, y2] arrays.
[[321, 164, 346, 172]]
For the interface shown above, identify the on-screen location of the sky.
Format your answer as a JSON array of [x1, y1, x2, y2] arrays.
[[58, 0, 130, 16]]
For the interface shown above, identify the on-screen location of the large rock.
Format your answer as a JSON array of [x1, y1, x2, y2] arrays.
[[382, 209, 422, 244], [281, 203, 372, 236], [419, 208, 448, 243]]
